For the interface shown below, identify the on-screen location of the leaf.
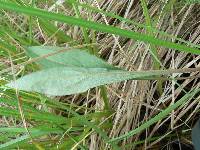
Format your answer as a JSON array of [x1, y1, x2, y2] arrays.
[[6, 67, 160, 96], [26, 46, 116, 69], [192, 119, 200, 150]]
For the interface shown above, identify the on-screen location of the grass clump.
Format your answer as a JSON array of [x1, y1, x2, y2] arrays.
[[0, 0, 200, 149]]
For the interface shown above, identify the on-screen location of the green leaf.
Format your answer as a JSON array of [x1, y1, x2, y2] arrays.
[[7, 67, 160, 96], [26, 46, 116, 69]]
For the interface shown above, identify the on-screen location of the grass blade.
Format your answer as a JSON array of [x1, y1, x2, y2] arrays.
[[0, 1, 199, 54], [108, 88, 200, 143]]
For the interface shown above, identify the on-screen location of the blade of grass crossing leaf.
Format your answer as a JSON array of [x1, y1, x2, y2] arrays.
[[0, 1, 200, 54]]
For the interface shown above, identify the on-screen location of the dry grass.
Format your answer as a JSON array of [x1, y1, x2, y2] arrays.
[[1, 0, 200, 149]]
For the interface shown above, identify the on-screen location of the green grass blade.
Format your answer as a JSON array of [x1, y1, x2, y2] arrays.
[[140, 0, 160, 68], [0, 1, 199, 54], [38, 19, 73, 43], [0, 127, 62, 149], [108, 88, 200, 143], [67, 0, 200, 49]]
